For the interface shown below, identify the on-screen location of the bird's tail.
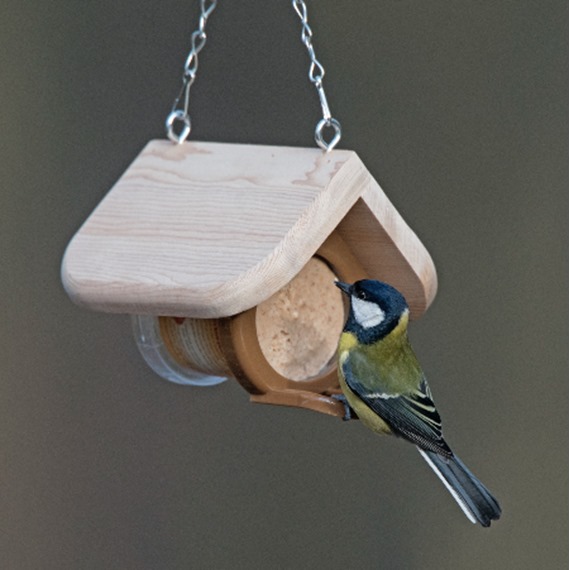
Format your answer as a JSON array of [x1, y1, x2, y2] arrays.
[[417, 447, 501, 527]]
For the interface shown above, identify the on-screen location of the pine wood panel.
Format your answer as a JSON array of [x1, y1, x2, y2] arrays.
[[62, 140, 437, 318]]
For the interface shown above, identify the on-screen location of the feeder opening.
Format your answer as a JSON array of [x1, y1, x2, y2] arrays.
[[255, 257, 345, 381]]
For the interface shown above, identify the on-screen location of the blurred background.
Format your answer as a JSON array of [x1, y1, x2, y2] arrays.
[[1, 1, 566, 568]]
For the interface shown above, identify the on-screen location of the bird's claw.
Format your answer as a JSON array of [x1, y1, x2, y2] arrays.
[[331, 394, 357, 421]]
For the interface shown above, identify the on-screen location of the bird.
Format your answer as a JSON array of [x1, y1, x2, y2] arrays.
[[334, 279, 501, 527]]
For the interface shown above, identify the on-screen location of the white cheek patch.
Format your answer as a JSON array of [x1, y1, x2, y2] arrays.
[[351, 297, 385, 329]]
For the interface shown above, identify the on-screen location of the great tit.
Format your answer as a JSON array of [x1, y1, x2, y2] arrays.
[[335, 279, 501, 527]]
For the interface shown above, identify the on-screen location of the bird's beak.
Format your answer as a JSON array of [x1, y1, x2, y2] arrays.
[[335, 281, 352, 296]]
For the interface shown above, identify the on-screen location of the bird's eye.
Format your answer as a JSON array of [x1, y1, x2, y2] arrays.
[[355, 289, 367, 300]]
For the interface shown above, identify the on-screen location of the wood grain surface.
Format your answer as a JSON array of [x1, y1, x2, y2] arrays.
[[62, 140, 437, 318]]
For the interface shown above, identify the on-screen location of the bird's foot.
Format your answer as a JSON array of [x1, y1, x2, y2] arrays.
[[330, 394, 357, 421]]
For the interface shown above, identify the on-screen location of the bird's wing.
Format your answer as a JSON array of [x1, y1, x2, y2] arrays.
[[342, 357, 452, 457]]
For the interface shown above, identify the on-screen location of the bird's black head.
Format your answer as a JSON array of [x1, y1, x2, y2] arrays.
[[335, 279, 409, 344]]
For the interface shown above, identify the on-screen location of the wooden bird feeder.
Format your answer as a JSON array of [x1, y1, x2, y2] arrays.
[[61, 140, 437, 418]]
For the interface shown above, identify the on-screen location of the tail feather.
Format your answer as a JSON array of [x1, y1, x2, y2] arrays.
[[417, 447, 501, 527]]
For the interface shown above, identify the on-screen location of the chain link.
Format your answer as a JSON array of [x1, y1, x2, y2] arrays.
[[166, 0, 340, 150], [292, 0, 341, 151], [166, 0, 217, 144]]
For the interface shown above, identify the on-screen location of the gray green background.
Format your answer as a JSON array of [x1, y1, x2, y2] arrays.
[[1, 1, 567, 569]]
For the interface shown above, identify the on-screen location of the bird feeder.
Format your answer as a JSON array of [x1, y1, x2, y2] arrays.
[[61, 140, 437, 417]]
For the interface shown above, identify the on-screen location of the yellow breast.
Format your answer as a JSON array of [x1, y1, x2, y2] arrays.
[[337, 332, 392, 435]]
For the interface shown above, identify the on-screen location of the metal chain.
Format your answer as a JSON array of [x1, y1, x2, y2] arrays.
[[166, 0, 340, 150], [292, 0, 341, 151], [166, 0, 217, 144]]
